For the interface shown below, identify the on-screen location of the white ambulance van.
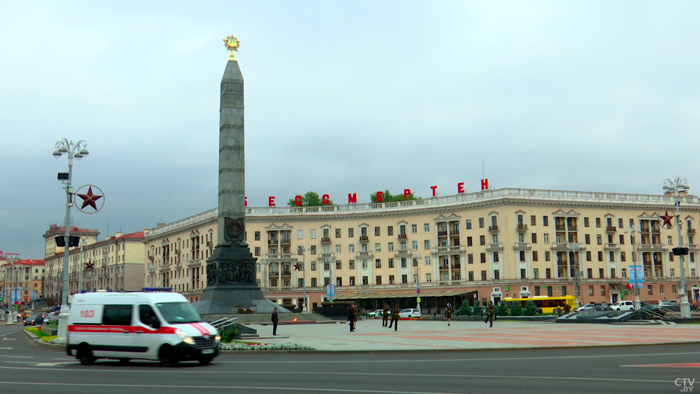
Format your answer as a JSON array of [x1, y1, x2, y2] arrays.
[[66, 291, 220, 366]]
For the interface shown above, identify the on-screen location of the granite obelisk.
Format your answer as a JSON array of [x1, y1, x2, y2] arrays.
[[195, 35, 281, 315]]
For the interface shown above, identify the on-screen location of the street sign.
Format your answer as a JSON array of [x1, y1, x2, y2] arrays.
[[417, 297, 421, 303]]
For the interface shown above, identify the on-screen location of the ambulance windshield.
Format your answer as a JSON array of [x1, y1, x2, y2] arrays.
[[155, 302, 203, 324]]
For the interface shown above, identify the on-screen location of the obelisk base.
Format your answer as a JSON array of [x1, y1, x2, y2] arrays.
[[194, 243, 287, 315]]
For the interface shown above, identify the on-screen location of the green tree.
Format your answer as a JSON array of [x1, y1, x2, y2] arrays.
[[523, 300, 539, 316], [370, 190, 419, 203], [459, 300, 472, 316], [509, 301, 523, 316], [496, 300, 509, 316], [287, 191, 333, 207], [471, 300, 483, 316]]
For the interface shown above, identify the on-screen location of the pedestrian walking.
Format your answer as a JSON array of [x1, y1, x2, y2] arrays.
[[271, 307, 279, 336], [382, 303, 390, 327], [692, 299, 698, 312], [354, 304, 359, 331], [388, 304, 400, 331], [348, 304, 356, 332], [485, 301, 495, 328], [445, 303, 453, 326]]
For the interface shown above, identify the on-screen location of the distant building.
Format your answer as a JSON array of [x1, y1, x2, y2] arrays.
[[0, 258, 45, 307]]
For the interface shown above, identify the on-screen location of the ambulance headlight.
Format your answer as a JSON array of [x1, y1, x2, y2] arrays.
[[182, 336, 195, 345], [215, 335, 221, 342]]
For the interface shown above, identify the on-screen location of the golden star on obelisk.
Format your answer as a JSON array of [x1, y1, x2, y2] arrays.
[[223, 35, 241, 60]]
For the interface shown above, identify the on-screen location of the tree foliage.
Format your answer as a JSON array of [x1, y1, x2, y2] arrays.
[[509, 301, 523, 316], [459, 300, 472, 316], [287, 191, 333, 207], [370, 190, 419, 203], [523, 300, 539, 316], [496, 300, 510, 316], [471, 300, 483, 316]]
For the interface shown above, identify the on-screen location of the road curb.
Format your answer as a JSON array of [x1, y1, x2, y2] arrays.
[[21, 328, 64, 348]]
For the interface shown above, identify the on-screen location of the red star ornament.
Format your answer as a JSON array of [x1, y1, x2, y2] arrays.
[[293, 263, 301, 271], [660, 211, 674, 228], [77, 186, 103, 210], [85, 260, 94, 271]]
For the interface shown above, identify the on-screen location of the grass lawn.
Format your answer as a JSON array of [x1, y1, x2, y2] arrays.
[[25, 327, 57, 342]]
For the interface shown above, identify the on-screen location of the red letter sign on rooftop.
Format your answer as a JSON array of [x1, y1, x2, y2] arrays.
[[348, 193, 357, 204]]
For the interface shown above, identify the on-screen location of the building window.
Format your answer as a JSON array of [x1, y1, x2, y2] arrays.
[[543, 233, 549, 244], [466, 220, 472, 230], [375, 276, 382, 285], [426, 273, 432, 282], [424, 240, 430, 249], [467, 254, 474, 264], [547, 287, 553, 297], [492, 252, 499, 263], [388, 258, 394, 268], [336, 245, 342, 254], [387, 226, 393, 236], [584, 217, 590, 227], [310, 246, 316, 255], [621, 252, 626, 262], [348, 228, 354, 238], [309, 229, 316, 239], [401, 275, 408, 284], [467, 236, 473, 247], [673, 284, 677, 294], [519, 251, 526, 262], [388, 242, 394, 251], [531, 233, 537, 244], [254, 247, 260, 256], [585, 234, 590, 244], [596, 235, 602, 245], [589, 286, 594, 296], [531, 215, 536, 226], [335, 228, 341, 238], [493, 270, 500, 280], [480, 253, 486, 263], [401, 258, 407, 268], [375, 259, 381, 269], [424, 223, 430, 233], [362, 276, 369, 285], [374, 227, 380, 236], [595, 218, 601, 227], [349, 260, 355, 269], [425, 257, 431, 265], [660, 284, 665, 294], [349, 276, 355, 286], [545, 251, 551, 261], [586, 251, 592, 261], [546, 268, 551, 279], [412, 241, 418, 250], [361, 261, 368, 269], [481, 270, 487, 280], [389, 275, 395, 284], [597, 251, 603, 261], [254, 232, 261, 241], [532, 251, 538, 261], [480, 235, 486, 245], [375, 243, 381, 252], [609, 251, 615, 262], [647, 285, 653, 295], [348, 244, 355, 253], [543, 216, 549, 226], [478, 218, 484, 228], [520, 269, 526, 279], [412, 224, 417, 234], [533, 268, 539, 278]]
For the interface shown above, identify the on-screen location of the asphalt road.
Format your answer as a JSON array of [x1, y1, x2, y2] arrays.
[[0, 324, 698, 394]]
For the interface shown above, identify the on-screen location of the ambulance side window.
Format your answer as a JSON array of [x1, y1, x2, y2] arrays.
[[139, 305, 160, 329], [102, 305, 133, 326]]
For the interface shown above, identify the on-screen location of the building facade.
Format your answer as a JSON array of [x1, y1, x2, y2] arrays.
[[42, 226, 146, 305], [0, 258, 45, 307], [139, 187, 700, 310]]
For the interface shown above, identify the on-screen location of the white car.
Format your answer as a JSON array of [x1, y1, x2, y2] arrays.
[[612, 301, 635, 311], [367, 309, 384, 318], [575, 304, 596, 312], [399, 308, 421, 318]]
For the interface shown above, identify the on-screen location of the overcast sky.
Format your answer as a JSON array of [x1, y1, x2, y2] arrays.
[[2, 1, 699, 260]]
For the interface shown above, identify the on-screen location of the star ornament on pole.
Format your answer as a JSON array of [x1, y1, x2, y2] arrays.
[[293, 263, 302, 271], [660, 210, 674, 229], [85, 260, 94, 271], [75, 185, 105, 214]]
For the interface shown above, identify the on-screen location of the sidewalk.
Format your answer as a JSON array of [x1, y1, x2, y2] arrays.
[[245, 318, 700, 351]]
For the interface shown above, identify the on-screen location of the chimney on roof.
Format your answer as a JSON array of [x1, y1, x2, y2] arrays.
[[105, 236, 111, 241], [157, 223, 166, 228], [116, 231, 122, 238], [144, 229, 150, 235]]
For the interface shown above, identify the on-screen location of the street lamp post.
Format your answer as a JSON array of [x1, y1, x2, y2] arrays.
[[569, 243, 580, 305], [626, 226, 642, 311], [663, 177, 691, 318], [298, 246, 306, 313], [78, 239, 85, 293], [53, 138, 89, 341], [413, 253, 421, 311]]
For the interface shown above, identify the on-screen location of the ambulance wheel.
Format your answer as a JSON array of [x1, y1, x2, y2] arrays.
[[198, 356, 214, 365], [159, 346, 179, 367], [77, 345, 96, 365]]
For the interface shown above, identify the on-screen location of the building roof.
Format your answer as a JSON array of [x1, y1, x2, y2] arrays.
[[0, 258, 45, 267]]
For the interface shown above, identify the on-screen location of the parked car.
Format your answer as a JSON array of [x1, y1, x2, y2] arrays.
[[43, 314, 59, 325], [399, 308, 421, 318], [575, 304, 596, 312], [640, 304, 665, 318], [23, 314, 44, 326], [611, 301, 635, 311], [597, 302, 612, 310], [367, 309, 384, 318]]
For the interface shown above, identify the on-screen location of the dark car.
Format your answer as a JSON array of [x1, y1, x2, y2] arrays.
[[640, 304, 665, 318], [23, 314, 44, 326]]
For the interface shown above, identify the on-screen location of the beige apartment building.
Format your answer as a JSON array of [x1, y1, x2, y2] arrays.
[[141, 187, 700, 311], [0, 258, 45, 307], [42, 226, 146, 304]]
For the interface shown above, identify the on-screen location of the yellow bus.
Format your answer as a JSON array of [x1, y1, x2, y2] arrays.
[[503, 295, 576, 314]]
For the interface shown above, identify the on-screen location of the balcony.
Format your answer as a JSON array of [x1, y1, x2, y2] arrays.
[[451, 264, 461, 270], [689, 229, 697, 234], [398, 234, 408, 240], [637, 243, 668, 252], [187, 259, 202, 268], [488, 225, 499, 232], [512, 242, 532, 250], [437, 231, 447, 237], [280, 238, 291, 245], [321, 237, 331, 244], [486, 243, 503, 251], [432, 245, 465, 254], [359, 235, 369, 243], [606, 226, 617, 233], [604, 243, 620, 251], [568, 225, 578, 231], [356, 251, 373, 259], [555, 224, 566, 231], [516, 224, 528, 232], [394, 249, 412, 257], [281, 270, 292, 276]]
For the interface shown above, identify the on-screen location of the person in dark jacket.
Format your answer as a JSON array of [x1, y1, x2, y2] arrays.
[[271, 307, 279, 335], [485, 301, 495, 328], [445, 303, 453, 326], [382, 303, 390, 327], [388, 304, 401, 331], [348, 304, 356, 332]]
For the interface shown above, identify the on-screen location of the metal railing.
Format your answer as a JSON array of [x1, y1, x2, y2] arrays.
[[210, 317, 239, 331]]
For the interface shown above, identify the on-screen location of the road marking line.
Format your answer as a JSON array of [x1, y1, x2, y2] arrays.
[[0, 348, 12, 350], [2, 338, 16, 341], [35, 362, 75, 367], [0, 355, 33, 359]]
